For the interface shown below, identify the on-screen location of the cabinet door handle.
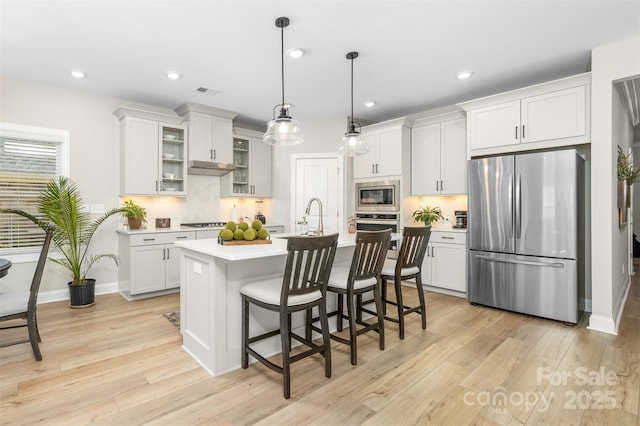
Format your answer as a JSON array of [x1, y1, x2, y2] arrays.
[[156, 181, 158, 191], [213, 149, 216, 160], [162, 248, 166, 260], [176, 236, 188, 240], [522, 125, 525, 139], [372, 164, 375, 174], [376, 164, 379, 174], [143, 238, 156, 241], [166, 248, 170, 260], [441, 236, 455, 239], [436, 181, 439, 191], [440, 180, 444, 191], [515, 126, 518, 140]]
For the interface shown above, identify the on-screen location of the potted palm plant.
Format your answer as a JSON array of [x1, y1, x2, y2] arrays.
[[1, 177, 127, 307], [121, 199, 147, 230], [412, 206, 444, 226]]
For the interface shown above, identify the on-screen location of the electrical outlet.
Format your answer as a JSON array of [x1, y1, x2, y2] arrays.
[[193, 262, 202, 275], [90, 204, 105, 214]]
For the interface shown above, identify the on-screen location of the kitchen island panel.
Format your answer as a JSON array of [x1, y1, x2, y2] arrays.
[[177, 237, 358, 376]]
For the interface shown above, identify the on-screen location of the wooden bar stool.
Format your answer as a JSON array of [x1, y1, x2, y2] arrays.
[[380, 226, 431, 340], [311, 229, 391, 365], [240, 233, 339, 399]]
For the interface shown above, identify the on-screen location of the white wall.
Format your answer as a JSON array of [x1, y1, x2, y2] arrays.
[[589, 35, 640, 334]]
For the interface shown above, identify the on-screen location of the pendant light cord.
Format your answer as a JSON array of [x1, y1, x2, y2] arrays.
[[281, 24, 285, 108], [350, 56, 354, 128]]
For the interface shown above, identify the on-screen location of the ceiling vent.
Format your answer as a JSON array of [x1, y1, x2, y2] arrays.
[[196, 87, 219, 97]]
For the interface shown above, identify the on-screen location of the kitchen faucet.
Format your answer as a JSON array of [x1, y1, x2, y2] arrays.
[[304, 197, 324, 236]]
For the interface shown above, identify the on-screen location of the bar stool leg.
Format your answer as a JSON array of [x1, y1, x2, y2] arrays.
[[394, 274, 405, 340], [373, 280, 385, 350], [346, 291, 357, 365], [242, 296, 249, 369], [280, 309, 291, 399], [318, 299, 332, 378], [416, 274, 427, 330], [336, 294, 344, 332]]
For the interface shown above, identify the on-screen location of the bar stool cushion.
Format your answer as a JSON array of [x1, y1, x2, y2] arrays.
[[327, 266, 378, 290], [0, 292, 30, 317], [381, 259, 420, 277], [240, 278, 322, 306]]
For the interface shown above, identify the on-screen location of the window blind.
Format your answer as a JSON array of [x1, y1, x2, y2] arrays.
[[0, 137, 62, 250]]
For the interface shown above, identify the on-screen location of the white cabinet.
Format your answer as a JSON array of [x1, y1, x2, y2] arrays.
[[114, 107, 187, 196], [421, 231, 466, 293], [354, 119, 410, 179], [175, 102, 238, 164], [118, 231, 195, 297], [460, 73, 591, 155], [221, 128, 272, 198], [412, 118, 466, 195]]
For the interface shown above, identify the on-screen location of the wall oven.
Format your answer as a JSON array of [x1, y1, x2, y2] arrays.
[[355, 180, 400, 212], [355, 212, 400, 258]]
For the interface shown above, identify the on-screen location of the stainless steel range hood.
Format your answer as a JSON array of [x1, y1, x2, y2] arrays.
[[187, 160, 236, 176]]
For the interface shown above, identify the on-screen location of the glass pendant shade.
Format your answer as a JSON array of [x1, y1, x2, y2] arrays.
[[264, 109, 303, 146], [337, 127, 369, 156]]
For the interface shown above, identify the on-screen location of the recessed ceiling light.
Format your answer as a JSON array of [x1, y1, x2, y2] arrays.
[[456, 71, 473, 80], [364, 101, 376, 108], [167, 72, 181, 80], [287, 48, 305, 58], [70, 70, 85, 79]]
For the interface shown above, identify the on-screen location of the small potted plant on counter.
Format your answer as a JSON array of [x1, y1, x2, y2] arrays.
[[412, 206, 444, 226], [122, 199, 148, 230]]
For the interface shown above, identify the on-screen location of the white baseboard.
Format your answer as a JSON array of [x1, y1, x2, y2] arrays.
[[588, 314, 617, 335], [37, 281, 119, 305], [613, 277, 631, 334]]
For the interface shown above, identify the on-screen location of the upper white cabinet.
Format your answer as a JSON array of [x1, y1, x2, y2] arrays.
[[220, 128, 272, 198], [114, 107, 187, 196], [412, 117, 466, 195], [354, 118, 410, 179], [459, 73, 591, 156], [175, 102, 238, 164]]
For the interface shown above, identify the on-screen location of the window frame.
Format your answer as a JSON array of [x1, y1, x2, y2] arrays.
[[0, 122, 70, 263]]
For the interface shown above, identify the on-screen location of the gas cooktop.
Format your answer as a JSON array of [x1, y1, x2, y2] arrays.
[[180, 222, 227, 228]]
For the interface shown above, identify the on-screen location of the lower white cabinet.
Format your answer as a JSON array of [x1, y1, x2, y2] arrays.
[[421, 230, 467, 293], [118, 231, 195, 296]]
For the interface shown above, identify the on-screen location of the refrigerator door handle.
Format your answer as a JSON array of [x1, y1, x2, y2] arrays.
[[515, 174, 522, 239], [508, 177, 513, 238], [476, 255, 565, 268]]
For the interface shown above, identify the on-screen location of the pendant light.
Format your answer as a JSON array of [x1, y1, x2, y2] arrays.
[[337, 51, 369, 156], [263, 17, 304, 146]]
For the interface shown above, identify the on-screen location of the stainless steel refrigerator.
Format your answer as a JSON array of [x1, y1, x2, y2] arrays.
[[467, 149, 585, 323]]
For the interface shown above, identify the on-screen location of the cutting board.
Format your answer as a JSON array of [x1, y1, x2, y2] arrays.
[[218, 238, 272, 246]]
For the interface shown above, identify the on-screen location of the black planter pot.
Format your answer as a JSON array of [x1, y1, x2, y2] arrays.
[[68, 279, 96, 308]]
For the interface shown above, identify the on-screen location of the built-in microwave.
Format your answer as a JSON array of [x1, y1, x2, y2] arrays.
[[355, 180, 400, 212]]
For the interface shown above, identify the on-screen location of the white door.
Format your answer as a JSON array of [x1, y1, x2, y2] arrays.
[[292, 156, 342, 234]]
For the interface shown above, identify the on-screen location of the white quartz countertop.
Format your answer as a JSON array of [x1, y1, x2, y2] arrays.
[[116, 224, 285, 235], [429, 225, 467, 233], [175, 232, 401, 261]]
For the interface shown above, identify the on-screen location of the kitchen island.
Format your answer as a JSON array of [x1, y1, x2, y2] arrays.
[[175, 232, 399, 376]]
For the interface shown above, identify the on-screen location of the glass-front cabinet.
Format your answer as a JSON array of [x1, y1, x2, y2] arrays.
[[160, 124, 186, 194], [114, 106, 187, 196], [232, 137, 250, 194], [220, 128, 272, 198]]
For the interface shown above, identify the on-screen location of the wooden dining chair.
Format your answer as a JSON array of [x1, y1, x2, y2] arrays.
[[0, 223, 55, 361], [380, 226, 431, 339], [240, 233, 339, 399], [314, 229, 391, 365]]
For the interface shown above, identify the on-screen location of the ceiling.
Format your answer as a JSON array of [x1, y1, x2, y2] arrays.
[[2, 1, 639, 129]]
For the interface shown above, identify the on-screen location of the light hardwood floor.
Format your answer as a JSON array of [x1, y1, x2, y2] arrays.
[[1, 268, 639, 425]]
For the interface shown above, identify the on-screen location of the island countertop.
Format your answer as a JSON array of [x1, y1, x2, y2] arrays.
[[175, 232, 400, 261]]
